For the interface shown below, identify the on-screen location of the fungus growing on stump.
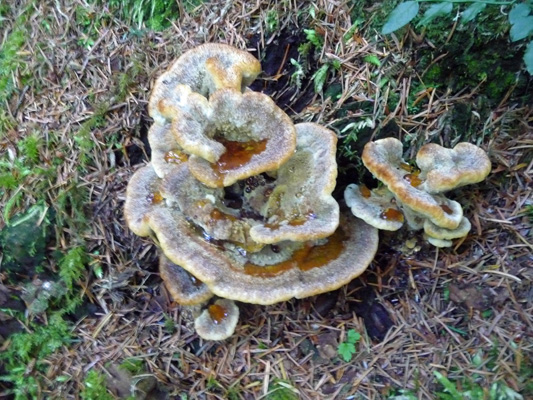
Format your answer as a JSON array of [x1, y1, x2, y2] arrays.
[[125, 44, 378, 340], [345, 138, 491, 247]]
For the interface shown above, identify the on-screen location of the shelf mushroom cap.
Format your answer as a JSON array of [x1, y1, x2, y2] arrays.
[[159, 254, 213, 305], [362, 138, 463, 230], [148, 123, 189, 178], [425, 236, 453, 248], [424, 216, 471, 242], [161, 88, 297, 188], [344, 184, 404, 231], [194, 299, 239, 341], [124, 163, 162, 237], [417, 142, 491, 194], [148, 207, 378, 305], [160, 165, 264, 251], [149, 43, 261, 124], [249, 123, 340, 243]]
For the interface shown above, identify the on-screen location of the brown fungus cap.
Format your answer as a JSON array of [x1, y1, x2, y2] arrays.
[[344, 184, 404, 231], [194, 299, 239, 341], [423, 217, 472, 248], [160, 165, 264, 251], [148, 123, 189, 178], [148, 207, 378, 305], [180, 88, 297, 188], [124, 163, 163, 237], [159, 254, 213, 305], [149, 43, 261, 124], [417, 142, 491, 194], [250, 123, 340, 243], [362, 138, 463, 230]]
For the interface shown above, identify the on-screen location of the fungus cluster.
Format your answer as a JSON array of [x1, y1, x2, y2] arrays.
[[125, 44, 378, 340], [344, 138, 491, 247]]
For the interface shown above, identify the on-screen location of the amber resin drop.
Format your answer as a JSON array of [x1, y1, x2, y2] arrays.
[[380, 208, 404, 222], [208, 304, 228, 325], [147, 191, 164, 204], [403, 173, 423, 187], [265, 210, 316, 230], [209, 209, 237, 223], [211, 138, 268, 182], [290, 210, 316, 226], [194, 199, 211, 209], [399, 162, 414, 172], [399, 162, 420, 174], [359, 185, 372, 198], [243, 228, 346, 277], [164, 150, 188, 164], [440, 204, 453, 214]]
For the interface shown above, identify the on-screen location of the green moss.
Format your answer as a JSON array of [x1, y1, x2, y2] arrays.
[[81, 370, 114, 400], [420, 37, 526, 106], [423, 64, 442, 86]]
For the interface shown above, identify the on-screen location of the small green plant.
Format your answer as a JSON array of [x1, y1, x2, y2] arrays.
[[312, 59, 341, 93], [93, 0, 206, 31], [266, 9, 279, 32], [0, 314, 74, 400], [434, 371, 524, 400], [119, 358, 145, 375], [0, 15, 28, 103], [381, 1, 533, 74], [289, 58, 305, 89], [387, 388, 418, 400], [303, 28, 324, 49], [266, 378, 299, 400], [81, 370, 114, 400], [337, 329, 361, 362], [337, 117, 375, 161]]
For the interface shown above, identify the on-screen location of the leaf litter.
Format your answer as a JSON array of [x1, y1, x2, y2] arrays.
[[0, 0, 531, 398]]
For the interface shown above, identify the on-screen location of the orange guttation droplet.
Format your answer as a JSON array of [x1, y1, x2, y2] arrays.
[[289, 210, 316, 226], [403, 173, 423, 187], [209, 209, 237, 224], [208, 304, 228, 325], [399, 162, 413, 172], [164, 150, 188, 164], [147, 191, 164, 204], [380, 208, 404, 222], [265, 210, 316, 230], [440, 204, 453, 214], [211, 138, 268, 183], [243, 228, 346, 277], [359, 184, 371, 198], [399, 162, 421, 174], [194, 199, 211, 209]]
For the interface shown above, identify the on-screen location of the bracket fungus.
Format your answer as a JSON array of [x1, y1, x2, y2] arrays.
[[125, 44, 378, 340], [345, 138, 491, 247]]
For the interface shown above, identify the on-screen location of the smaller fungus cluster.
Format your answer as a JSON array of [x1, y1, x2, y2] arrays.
[[344, 138, 491, 247], [125, 44, 378, 340]]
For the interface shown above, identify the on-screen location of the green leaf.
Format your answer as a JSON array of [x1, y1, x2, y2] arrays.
[[509, 15, 533, 42], [524, 41, 533, 74], [312, 64, 329, 93], [338, 342, 356, 362], [363, 54, 381, 67], [418, 2, 453, 27], [347, 329, 361, 344], [509, 3, 531, 25], [382, 2, 420, 35], [461, 3, 486, 24], [434, 371, 462, 399]]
